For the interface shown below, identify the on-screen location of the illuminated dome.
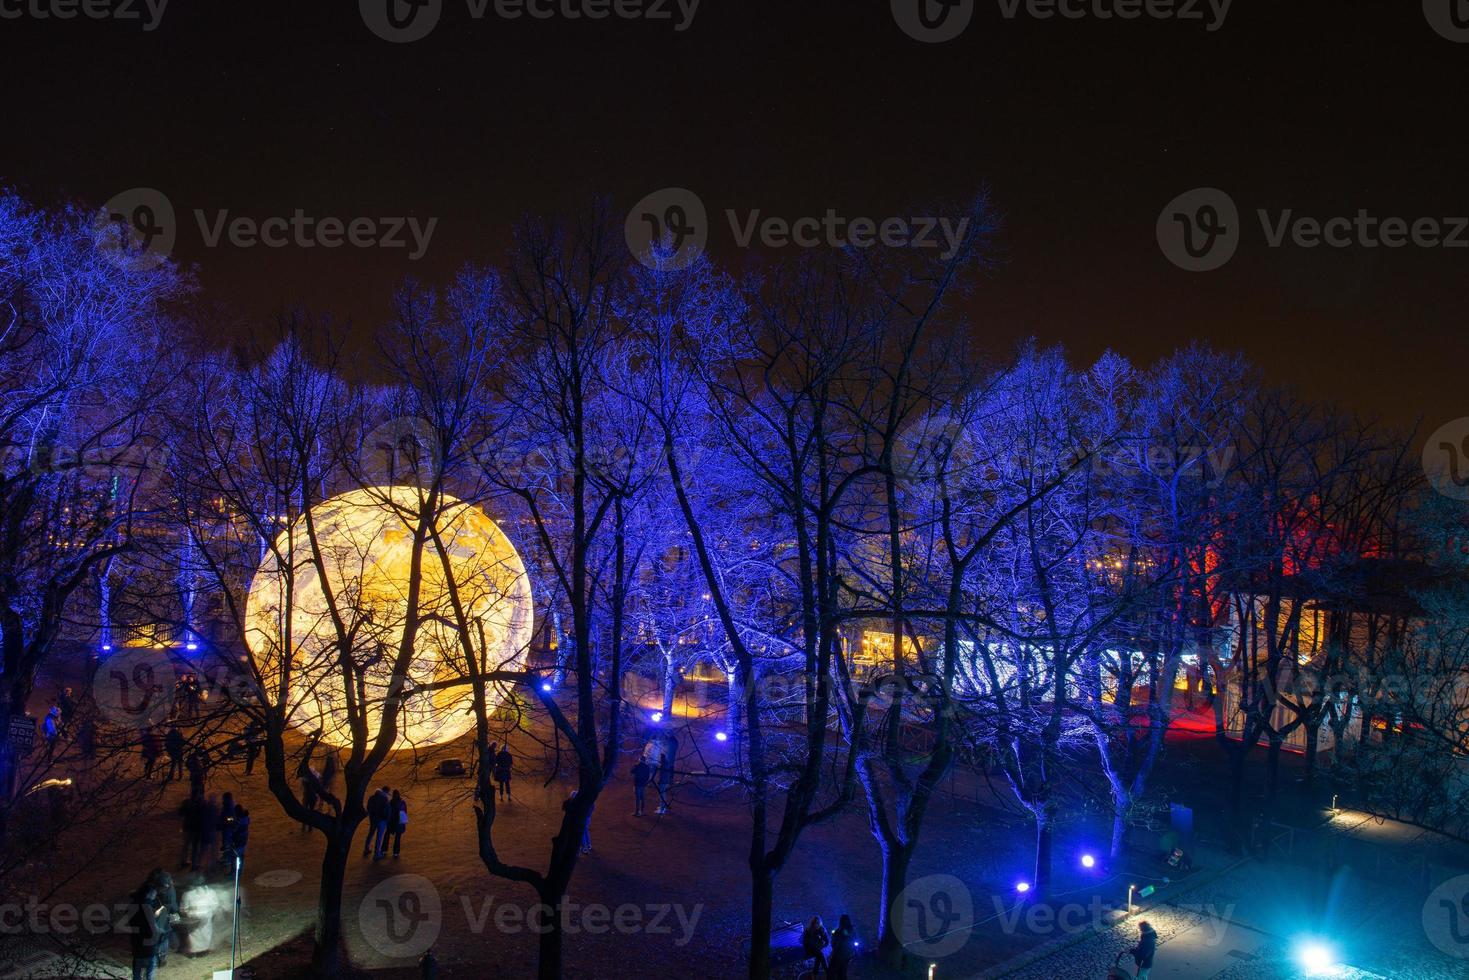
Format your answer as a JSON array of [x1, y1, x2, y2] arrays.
[[244, 487, 533, 749]]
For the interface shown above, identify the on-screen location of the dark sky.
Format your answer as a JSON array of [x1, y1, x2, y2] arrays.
[[3, 1, 1465, 431]]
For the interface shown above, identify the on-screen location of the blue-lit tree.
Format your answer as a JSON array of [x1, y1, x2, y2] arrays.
[[0, 192, 187, 842]]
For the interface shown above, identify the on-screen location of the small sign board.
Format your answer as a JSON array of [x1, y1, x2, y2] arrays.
[[1138, 885, 1157, 899], [7, 716, 34, 750]]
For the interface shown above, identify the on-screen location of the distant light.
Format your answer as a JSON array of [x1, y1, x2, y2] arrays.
[[1015, 881, 1030, 894], [186, 643, 198, 651], [715, 731, 728, 742], [1297, 940, 1337, 975], [651, 711, 664, 722], [1081, 854, 1096, 869], [541, 683, 552, 692], [101, 644, 112, 652]]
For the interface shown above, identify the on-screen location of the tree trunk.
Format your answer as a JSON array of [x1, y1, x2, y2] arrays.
[[312, 832, 352, 977], [1033, 808, 1053, 896], [536, 890, 565, 980], [661, 654, 677, 718], [726, 668, 744, 736], [1303, 720, 1319, 789], [1109, 792, 1129, 860], [1265, 735, 1283, 801], [749, 870, 774, 980], [876, 842, 914, 967]]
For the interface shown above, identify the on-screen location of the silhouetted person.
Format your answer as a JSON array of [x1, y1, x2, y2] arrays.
[[164, 726, 185, 781], [829, 914, 857, 979], [388, 789, 407, 857], [631, 758, 651, 817], [493, 745, 513, 801]]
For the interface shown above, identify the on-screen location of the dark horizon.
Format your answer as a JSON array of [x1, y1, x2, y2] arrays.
[[4, 1, 1465, 432]]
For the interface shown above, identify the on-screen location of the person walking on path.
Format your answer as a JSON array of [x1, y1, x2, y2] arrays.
[[828, 914, 857, 980], [42, 705, 61, 759], [364, 786, 390, 858], [140, 728, 162, 779], [126, 880, 163, 980], [631, 758, 651, 817], [147, 869, 178, 968], [655, 731, 676, 814], [164, 726, 185, 781], [242, 720, 263, 776], [179, 795, 203, 870], [388, 789, 407, 857], [1128, 920, 1158, 979], [493, 745, 513, 801], [197, 794, 219, 874], [224, 804, 250, 870], [218, 792, 236, 862], [186, 748, 209, 800], [801, 915, 830, 976], [564, 789, 593, 854], [57, 687, 75, 734]]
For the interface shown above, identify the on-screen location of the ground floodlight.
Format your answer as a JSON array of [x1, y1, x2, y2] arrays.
[[1296, 939, 1338, 975]]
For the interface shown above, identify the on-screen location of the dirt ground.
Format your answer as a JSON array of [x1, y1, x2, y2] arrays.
[[6, 674, 1145, 979]]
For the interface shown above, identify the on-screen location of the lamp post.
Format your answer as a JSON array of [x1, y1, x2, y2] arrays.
[[1127, 884, 1135, 913], [230, 852, 242, 977]]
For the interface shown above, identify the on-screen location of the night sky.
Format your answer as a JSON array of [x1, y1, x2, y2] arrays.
[[3, 1, 1465, 432]]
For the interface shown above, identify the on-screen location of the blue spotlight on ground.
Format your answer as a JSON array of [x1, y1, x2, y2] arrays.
[[1296, 939, 1338, 975], [1081, 853, 1096, 869]]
